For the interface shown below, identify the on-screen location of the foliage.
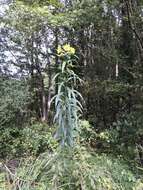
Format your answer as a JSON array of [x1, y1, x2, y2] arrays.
[[0, 127, 23, 158], [109, 113, 143, 161], [79, 112, 143, 164], [0, 172, 5, 190], [21, 122, 58, 156], [83, 79, 137, 127], [3, 146, 142, 190], [87, 112, 143, 162], [78, 120, 97, 147], [0, 122, 58, 159], [0, 78, 31, 158], [0, 78, 30, 128]]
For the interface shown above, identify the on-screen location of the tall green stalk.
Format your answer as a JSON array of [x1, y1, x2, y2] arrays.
[[53, 44, 83, 146]]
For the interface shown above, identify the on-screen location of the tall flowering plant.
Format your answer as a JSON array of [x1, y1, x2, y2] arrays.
[[53, 44, 83, 146]]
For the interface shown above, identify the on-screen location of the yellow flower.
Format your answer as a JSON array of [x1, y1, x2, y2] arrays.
[[57, 44, 75, 56], [70, 47, 75, 55], [63, 44, 75, 55], [63, 44, 71, 52]]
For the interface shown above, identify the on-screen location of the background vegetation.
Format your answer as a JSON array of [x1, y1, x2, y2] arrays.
[[0, 0, 143, 189]]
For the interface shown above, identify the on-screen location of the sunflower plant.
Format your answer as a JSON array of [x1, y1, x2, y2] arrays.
[[53, 44, 83, 147]]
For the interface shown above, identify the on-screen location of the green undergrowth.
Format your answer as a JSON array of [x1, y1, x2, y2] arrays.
[[2, 146, 143, 190]]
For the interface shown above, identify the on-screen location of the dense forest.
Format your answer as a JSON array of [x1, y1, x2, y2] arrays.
[[0, 0, 143, 189]]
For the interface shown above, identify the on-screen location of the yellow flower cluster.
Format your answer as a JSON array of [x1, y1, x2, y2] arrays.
[[57, 44, 75, 56]]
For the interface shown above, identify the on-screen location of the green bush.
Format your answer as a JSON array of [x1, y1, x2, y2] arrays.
[[0, 122, 58, 158], [82, 112, 143, 166], [0, 78, 31, 128], [4, 146, 142, 190], [21, 122, 58, 156], [78, 116, 143, 164], [0, 78, 32, 158], [83, 80, 134, 128], [104, 113, 143, 160], [0, 127, 23, 158], [78, 120, 97, 147]]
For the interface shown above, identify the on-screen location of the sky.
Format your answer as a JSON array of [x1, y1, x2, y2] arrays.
[[0, 0, 10, 15], [0, 0, 19, 76]]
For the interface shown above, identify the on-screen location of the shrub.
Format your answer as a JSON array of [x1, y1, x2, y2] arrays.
[[21, 122, 58, 156], [83, 80, 134, 128], [0, 127, 23, 158], [0, 78, 31, 128], [4, 146, 141, 190], [104, 112, 143, 160], [0, 78, 32, 158], [78, 120, 97, 147], [0, 122, 58, 159], [80, 113, 143, 162]]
